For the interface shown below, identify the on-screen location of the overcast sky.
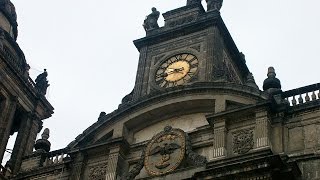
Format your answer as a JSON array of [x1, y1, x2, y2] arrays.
[[4, 0, 320, 161]]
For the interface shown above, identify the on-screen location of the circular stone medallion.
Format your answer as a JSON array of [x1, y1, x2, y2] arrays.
[[144, 127, 186, 176]]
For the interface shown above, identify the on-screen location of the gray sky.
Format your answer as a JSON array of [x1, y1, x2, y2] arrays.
[[5, 0, 320, 158]]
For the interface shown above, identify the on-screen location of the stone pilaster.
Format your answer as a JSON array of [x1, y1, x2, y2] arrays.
[[105, 148, 126, 180], [0, 96, 17, 163], [133, 46, 148, 100], [205, 26, 219, 82], [255, 110, 270, 149], [211, 118, 227, 159], [69, 153, 86, 180]]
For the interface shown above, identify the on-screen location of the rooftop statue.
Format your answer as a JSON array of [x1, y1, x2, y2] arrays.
[[35, 69, 50, 95], [143, 7, 160, 31], [0, 0, 17, 21], [206, 0, 223, 11]]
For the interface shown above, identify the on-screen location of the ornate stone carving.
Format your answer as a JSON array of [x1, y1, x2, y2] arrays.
[[190, 45, 201, 52], [126, 127, 207, 179], [232, 129, 254, 154], [88, 163, 108, 180], [143, 7, 160, 31], [185, 133, 207, 166], [167, 15, 196, 28], [144, 126, 186, 176], [214, 51, 241, 84], [126, 149, 145, 180]]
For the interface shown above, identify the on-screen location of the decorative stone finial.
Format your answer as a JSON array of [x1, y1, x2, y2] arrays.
[[263, 67, 282, 93], [34, 128, 51, 153], [246, 73, 259, 89], [41, 128, 50, 140], [206, 0, 223, 11], [35, 69, 50, 95], [143, 7, 160, 32]]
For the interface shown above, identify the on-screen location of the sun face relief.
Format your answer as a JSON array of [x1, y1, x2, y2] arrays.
[[155, 53, 199, 88]]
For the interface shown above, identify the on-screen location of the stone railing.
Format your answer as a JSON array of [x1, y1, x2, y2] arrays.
[[42, 149, 71, 167], [282, 83, 320, 106]]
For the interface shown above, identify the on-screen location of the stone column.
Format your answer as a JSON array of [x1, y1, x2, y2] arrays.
[[212, 118, 227, 159], [255, 110, 270, 149], [0, 96, 17, 163], [8, 112, 40, 174]]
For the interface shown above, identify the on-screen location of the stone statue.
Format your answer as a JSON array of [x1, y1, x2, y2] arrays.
[[35, 69, 50, 95], [187, 0, 202, 5], [143, 7, 160, 31], [0, 0, 17, 21], [206, 0, 223, 11]]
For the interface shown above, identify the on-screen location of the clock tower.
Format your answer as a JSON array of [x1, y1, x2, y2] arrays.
[[131, 0, 252, 101], [9, 1, 320, 180]]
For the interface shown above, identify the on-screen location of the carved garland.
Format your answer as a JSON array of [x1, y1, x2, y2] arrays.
[[88, 163, 108, 180], [232, 128, 254, 154]]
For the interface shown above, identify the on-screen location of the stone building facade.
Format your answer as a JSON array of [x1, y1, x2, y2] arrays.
[[0, 0, 54, 179], [1, 0, 320, 180]]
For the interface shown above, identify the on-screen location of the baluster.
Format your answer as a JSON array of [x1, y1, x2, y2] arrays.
[[292, 96, 297, 106], [305, 93, 310, 102], [311, 91, 317, 101], [58, 153, 64, 163], [298, 94, 303, 104], [54, 154, 59, 164], [49, 157, 53, 165], [285, 98, 290, 105]]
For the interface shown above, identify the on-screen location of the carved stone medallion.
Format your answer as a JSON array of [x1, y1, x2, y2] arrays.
[[232, 129, 254, 154], [144, 126, 186, 176]]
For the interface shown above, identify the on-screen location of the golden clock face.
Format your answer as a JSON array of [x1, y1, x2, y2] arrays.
[[155, 53, 199, 88]]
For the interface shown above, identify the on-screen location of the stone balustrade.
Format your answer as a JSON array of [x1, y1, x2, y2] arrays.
[[282, 83, 320, 106], [42, 149, 71, 167]]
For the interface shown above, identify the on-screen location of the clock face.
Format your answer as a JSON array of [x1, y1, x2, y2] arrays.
[[155, 53, 199, 88]]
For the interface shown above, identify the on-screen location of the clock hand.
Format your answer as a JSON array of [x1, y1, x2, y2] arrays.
[[167, 67, 184, 71]]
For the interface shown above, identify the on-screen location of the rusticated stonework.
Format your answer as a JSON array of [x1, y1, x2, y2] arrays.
[[232, 128, 254, 154], [88, 163, 108, 180]]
